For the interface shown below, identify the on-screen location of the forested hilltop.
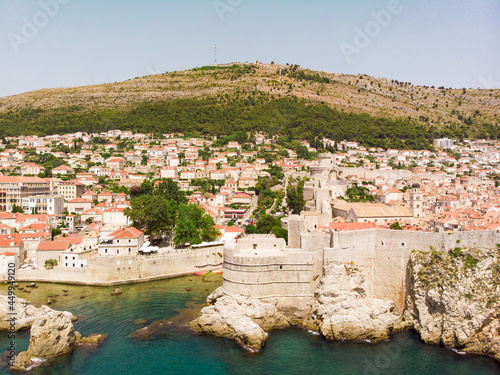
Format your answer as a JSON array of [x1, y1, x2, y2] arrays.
[[0, 63, 498, 148]]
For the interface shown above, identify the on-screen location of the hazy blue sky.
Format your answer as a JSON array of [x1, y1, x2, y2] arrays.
[[1, 0, 499, 97]]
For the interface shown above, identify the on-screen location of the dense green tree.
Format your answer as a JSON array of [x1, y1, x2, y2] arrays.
[[255, 214, 280, 234], [344, 186, 375, 202], [51, 228, 62, 239], [286, 179, 305, 214], [390, 222, 403, 230], [44, 259, 58, 269], [245, 224, 256, 234], [11, 204, 23, 214], [124, 195, 178, 241], [173, 204, 219, 246], [271, 226, 288, 243]]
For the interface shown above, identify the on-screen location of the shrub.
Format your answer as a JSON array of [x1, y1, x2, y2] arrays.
[[464, 255, 478, 268], [449, 247, 463, 258]]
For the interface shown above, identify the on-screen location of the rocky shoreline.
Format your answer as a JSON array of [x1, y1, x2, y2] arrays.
[[191, 262, 405, 351], [0, 295, 104, 371], [404, 247, 500, 361], [191, 249, 500, 361]]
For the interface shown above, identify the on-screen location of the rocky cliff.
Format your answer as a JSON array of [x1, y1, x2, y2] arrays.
[[404, 247, 500, 360], [305, 262, 403, 341], [192, 261, 402, 351]]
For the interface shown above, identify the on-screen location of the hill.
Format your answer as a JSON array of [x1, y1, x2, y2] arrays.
[[0, 63, 498, 147]]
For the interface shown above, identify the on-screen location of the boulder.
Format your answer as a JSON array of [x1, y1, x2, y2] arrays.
[[192, 287, 289, 351], [0, 295, 76, 331], [27, 310, 78, 358]]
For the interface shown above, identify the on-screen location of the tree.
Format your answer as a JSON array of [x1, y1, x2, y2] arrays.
[[154, 179, 187, 203], [51, 228, 62, 239], [125, 194, 178, 242], [130, 185, 142, 197], [245, 224, 256, 234], [390, 222, 403, 230], [286, 179, 305, 214], [11, 204, 23, 214], [345, 186, 375, 202], [44, 259, 58, 269], [173, 204, 220, 246], [271, 226, 288, 244], [255, 214, 280, 234]]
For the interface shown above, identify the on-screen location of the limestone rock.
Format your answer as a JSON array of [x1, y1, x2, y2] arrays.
[[79, 333, 106, 345], [309, 262, 401, 341], [10, 351, 31, 371], [0, 295, 76, 331], [192, 287, 290, 351], [405, 248, 500, 361], [27, 309, 78, 358]]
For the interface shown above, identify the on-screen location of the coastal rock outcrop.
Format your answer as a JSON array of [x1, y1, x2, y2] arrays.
[[308, 262, 402, 341], [0, 295, 76, 331], [191, 287, 290, 351], [27, 310, 78, 358], [192, 262, 402, 351], [11, 310, 79, 371], [405, 248, 500, 360]]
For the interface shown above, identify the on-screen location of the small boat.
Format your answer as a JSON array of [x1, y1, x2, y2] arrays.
[[194, 271, 208, 276], [213, 268, 223, 274]]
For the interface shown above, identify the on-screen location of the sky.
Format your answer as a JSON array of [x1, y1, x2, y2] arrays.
[[0, 0, 499, 98]]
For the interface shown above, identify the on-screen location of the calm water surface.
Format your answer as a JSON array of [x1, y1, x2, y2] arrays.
[[0, 275, 498, 375]]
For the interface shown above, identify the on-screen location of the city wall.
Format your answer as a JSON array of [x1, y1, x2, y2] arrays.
[[325, 229, 500, 311], [222, 237, 324, 307], [9, 246, 224, 285]]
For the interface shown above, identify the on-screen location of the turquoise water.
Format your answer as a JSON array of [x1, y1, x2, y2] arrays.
[[0, 277, 499, 375]]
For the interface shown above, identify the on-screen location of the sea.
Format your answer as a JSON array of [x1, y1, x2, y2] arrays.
[[0, 274, 498, 375]]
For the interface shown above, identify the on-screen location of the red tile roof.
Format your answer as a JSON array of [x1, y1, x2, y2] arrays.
[[37, 240, 71, 251]]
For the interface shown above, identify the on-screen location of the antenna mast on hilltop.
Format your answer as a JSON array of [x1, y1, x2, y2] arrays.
[[214, 44, 217, 66]]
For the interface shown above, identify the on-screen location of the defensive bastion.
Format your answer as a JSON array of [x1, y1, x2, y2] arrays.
[[222, 215, 500, 311]]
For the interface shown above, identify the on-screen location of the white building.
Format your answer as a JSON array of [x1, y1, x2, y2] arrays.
[[21, 195, 64, 215]]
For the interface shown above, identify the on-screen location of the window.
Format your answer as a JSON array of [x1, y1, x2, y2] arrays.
[[128, 239, 132, 243], [65, 263, 68, 267], [128, 248, 131, 253], [116, 249, 119, 254], [401, 242, 406, 246], [81, 264, 83, 268], [104, 249, 108, 254]]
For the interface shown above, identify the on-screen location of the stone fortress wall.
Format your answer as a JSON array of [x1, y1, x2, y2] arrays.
[[10, 245, 224, 285], [223, 215, 500, 311], [222, 236, 324, 307], [325, 228, 499, 311]]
